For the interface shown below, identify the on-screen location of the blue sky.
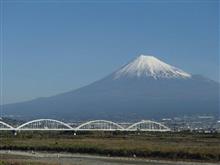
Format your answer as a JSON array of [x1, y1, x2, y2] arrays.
[[1, 0, 219, 104]]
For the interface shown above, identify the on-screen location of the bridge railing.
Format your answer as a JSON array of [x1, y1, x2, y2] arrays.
[[76, 120, 124, 131], [0, 121, 14, 130], [0, 119, 170, 132], [16, 119, 73, 131]]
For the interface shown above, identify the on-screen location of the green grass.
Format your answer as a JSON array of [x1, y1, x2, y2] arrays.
[[0, 131, 219, 162]]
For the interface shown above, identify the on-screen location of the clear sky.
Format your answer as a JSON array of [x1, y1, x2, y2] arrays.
[[0, 0, 219, 104]]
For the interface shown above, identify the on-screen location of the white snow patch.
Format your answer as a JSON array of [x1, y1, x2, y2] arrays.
[[114, 55, 191, 80]]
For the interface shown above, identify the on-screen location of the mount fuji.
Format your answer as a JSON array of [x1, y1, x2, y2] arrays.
[[3, 55, 219, 121]]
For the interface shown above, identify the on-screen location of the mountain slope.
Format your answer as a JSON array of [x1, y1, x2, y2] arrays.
[[2, 55, 219, 121]]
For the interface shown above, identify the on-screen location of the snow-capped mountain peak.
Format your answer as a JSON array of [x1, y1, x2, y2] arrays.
[[114, 55, 191, 79]]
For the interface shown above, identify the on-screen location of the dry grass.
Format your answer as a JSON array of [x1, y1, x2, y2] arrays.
[[0, 132, 219, 162], [0, 159, 58, 165]]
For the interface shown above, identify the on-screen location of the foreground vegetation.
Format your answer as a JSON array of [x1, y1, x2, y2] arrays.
[[0, 160, 56, 165], [0, 131, 219, 162], [0, 154, 57, 165]]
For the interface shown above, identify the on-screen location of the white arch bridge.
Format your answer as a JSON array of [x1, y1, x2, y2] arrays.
[[0, 119, 170, 132]]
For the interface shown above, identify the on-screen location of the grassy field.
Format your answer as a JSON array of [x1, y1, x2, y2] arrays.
[[0, 160, 56, 165], [0, 131, 219, 162], [0, 154, 57, 165]]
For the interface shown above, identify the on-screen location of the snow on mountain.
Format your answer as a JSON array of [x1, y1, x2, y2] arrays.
[[114, 55, 191, 79]]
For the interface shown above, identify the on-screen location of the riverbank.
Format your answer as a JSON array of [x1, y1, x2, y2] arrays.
[[0, 131, 219, 163], [0, 150, 219, 165]]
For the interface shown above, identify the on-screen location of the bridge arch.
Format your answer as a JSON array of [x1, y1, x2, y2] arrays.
[[127, 120, 170, 131], [0, 121, 14, 130], [16, 119, 73, 130], [76, 120, 124, 131]]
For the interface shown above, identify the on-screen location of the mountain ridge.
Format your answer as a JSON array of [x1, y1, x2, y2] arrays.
[[2, 55, 219, 121]]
